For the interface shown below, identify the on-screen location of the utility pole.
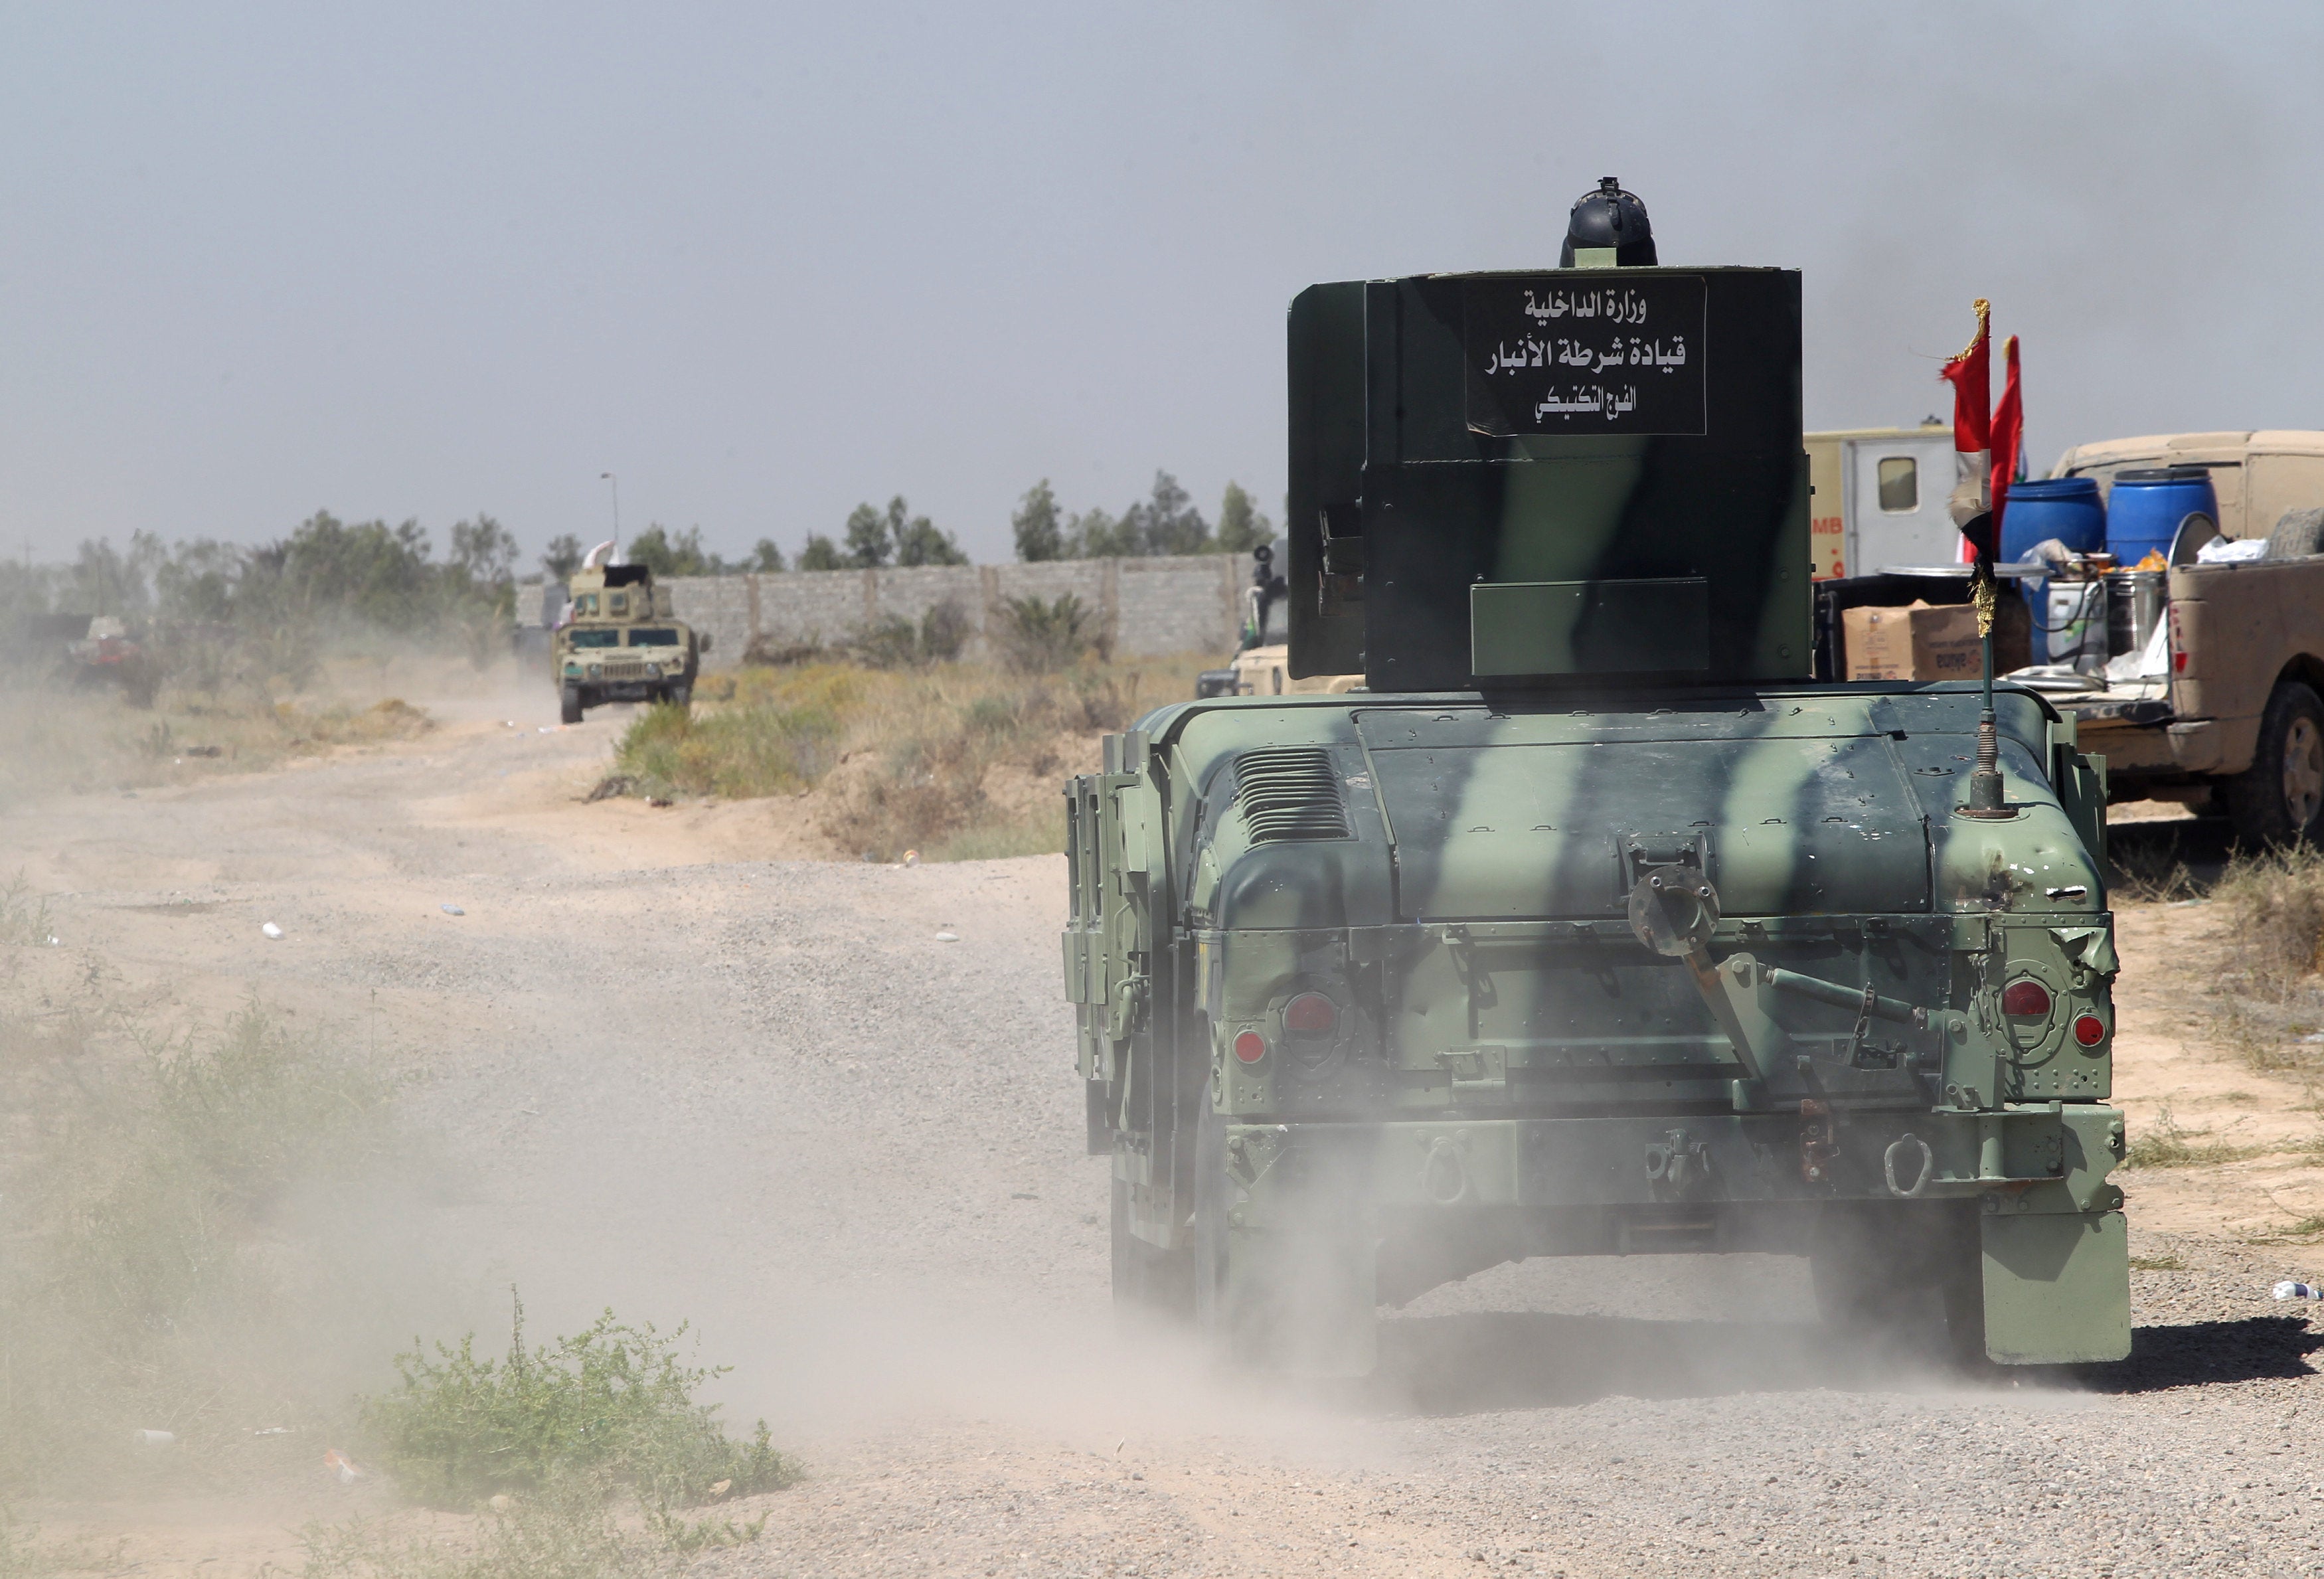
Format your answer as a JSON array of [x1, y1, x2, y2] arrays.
[[599, 472, 620, 558]]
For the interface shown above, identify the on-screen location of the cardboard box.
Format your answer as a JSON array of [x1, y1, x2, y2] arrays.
[[1842, 599, 1983, 681]]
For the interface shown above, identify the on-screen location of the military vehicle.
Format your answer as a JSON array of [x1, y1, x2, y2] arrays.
[[1195, 544, 1361, 700], [554, 553, 708, 724], [1063, 179, 2129, 1374]]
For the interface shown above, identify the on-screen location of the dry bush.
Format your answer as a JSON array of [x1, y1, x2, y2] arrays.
[[2121, 1103, 2259, 1169], [613, 655, 1199, 859], [2110, 829, 2200, 903], [2214, 845, 2324, 997], [0, 666, 441, 809], [2188, 845, 2324, 1073]]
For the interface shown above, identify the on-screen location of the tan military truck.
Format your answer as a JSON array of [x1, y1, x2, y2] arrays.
[[2035, 431, 2324, 843], [554, 560, 708, 724], [1195, 542, 1361, 698]]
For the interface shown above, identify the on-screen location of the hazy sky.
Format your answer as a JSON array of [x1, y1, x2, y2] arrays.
[[5, 2, 2319, 568]]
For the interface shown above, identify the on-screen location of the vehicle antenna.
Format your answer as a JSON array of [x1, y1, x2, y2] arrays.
[[1959, 531, 2010, 818]]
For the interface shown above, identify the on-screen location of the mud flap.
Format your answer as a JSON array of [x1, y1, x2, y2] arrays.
[[1980, 1210, 2130, 1364]]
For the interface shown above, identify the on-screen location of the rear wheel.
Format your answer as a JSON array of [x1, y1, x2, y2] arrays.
[[2223, 680, 2324, 847], [559, 683, 584, 725], [1191, 1082, 1376, 1374]]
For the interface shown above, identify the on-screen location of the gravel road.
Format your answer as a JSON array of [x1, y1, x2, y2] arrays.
[[18, 690, 2324, 1578]]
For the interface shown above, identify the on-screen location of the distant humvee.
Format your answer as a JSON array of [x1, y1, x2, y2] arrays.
[[554, 559, 708, 724]]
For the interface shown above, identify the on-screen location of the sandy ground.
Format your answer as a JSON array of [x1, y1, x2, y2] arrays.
[[13, 677, 2324, 1578]]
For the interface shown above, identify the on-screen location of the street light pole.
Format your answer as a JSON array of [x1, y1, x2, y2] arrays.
[[599, 471, 620, 558]]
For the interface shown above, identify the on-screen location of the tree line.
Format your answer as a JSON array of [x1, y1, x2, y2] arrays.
[[3, 469, 1274, 628], [566, 471, 1272, 582], [2, 512, 518, 633]]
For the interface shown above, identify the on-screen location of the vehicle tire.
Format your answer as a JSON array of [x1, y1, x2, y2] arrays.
[[2223, 680, 2324, 847], [668, 681, 693, 711], [1191, 1079, 1376, 1373], [2266, 507, 2324, 561], [559, 683, 584, 725], [1191, 1081, 1233, 1347]]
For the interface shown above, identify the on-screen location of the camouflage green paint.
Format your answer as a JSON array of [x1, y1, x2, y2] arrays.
[[1064, 262, 2127, 1371]]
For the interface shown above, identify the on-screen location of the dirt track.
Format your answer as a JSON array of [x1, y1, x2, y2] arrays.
[[17, 677, 2324, 1578]]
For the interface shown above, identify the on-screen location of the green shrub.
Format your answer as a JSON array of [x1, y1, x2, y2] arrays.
[[615, 693, 842, 799], [995, 593, 1101, 673], [361, 1293, 796, 1510]]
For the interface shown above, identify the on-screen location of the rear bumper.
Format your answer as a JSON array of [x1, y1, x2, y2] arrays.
[[1220, 1105, 2130, 1364], [1224, 1104, 2124, 1221]]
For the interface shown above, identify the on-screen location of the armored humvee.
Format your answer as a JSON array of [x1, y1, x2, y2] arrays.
[[554, 560, 708, 724], [1063, 184, 2129, 1373]]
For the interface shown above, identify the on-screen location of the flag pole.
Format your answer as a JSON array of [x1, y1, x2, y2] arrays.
[[1961, 553, 2009, 817], [1943, 306, 2015, 821]]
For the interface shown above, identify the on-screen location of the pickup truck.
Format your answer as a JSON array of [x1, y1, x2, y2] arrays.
[[2038, 431, 2324, 845]]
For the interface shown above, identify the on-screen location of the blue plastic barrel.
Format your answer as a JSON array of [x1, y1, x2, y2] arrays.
[[2005, 476, 2108, 663], [2001, 477, 2106, 562], [2106, 466, 2218, 566]]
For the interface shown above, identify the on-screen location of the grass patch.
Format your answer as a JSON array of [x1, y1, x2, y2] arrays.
[[616, 653, 1210, 859], [361, 1292, 796, 1510], [2111, 833, 2199, 902], [2169, 844, 2324, 1073], [2249, 1213, 2324, 1244], [614, 668, 855, 799], [0, 994, 402, 1495], [0, 1515, 58, 1579], [298, 1470, 767, 1579], [2127, 1254, 2185, 1272], [2214, 844, 2324, 996], [2121, 1104, 2260, 1169], [0, 667, 440, 809], [0, 874, 53, 948]]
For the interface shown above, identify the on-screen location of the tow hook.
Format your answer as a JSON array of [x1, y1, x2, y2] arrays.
[[1799, 1098, 1839, 1186]]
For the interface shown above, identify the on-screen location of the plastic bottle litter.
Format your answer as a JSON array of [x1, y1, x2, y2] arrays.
[[2274, 1281, 2323, 1301], [440, 904, 465, 916], [133, 1429, 175, 1446], [261, 922, 284, 941], [935, 930, 960, 942]]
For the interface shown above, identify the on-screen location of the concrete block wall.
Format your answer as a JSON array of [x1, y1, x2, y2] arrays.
[[523, 554, 1249, 670]]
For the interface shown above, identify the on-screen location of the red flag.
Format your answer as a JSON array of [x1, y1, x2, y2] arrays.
[[1940, 299, 1993, 563], [1988, 335, 2023, 561]]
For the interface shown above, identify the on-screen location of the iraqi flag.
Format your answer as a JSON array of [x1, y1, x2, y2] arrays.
[[1939, 299, 2024, 568]]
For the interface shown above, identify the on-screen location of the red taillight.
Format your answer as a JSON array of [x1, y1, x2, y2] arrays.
[[1283, 992, 1337, 1036], [2001, 979, 2052, 1017], [2074, 1013, 2107, 1046], [1233, 1029, 1267, 1064]]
